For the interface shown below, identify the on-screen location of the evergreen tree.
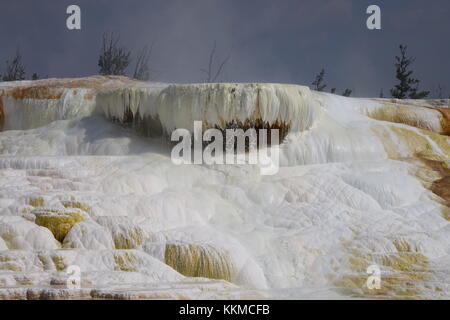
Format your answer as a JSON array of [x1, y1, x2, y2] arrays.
[[342, 89, 352, 97], [312, 69, 326, 91], [390, 45, 429, 99], [312, 69, 352, 96], [436, 84, 444, 99]]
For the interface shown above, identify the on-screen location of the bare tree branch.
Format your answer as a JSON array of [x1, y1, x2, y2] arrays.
[[3, 48, 26, 81], [133, 42, 154, 81], [201, 41, 230, 83], [98, 32, 131, 76], [212, 54, 231, 82]]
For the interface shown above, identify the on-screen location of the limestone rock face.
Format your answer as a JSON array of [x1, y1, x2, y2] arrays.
[[0, 77, 449, 299], [25, 227, 60, 250], [63, 221, 114, 250], [0, 238, 7, 250]]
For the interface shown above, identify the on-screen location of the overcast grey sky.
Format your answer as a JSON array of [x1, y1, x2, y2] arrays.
[[0, 0, 449, 97]]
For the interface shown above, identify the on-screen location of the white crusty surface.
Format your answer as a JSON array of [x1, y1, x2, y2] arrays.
[[0, 77, 450, 299]]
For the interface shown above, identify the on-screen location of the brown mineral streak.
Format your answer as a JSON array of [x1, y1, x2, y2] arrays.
[[422, 159, 450, 205], [373, 98, 450, 136], [7, 86, 64, 100], [435, 107, 450, 136], [0, 75, 144, 101], [0, 76, 147, 131], [409, 158, 450, 215]]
